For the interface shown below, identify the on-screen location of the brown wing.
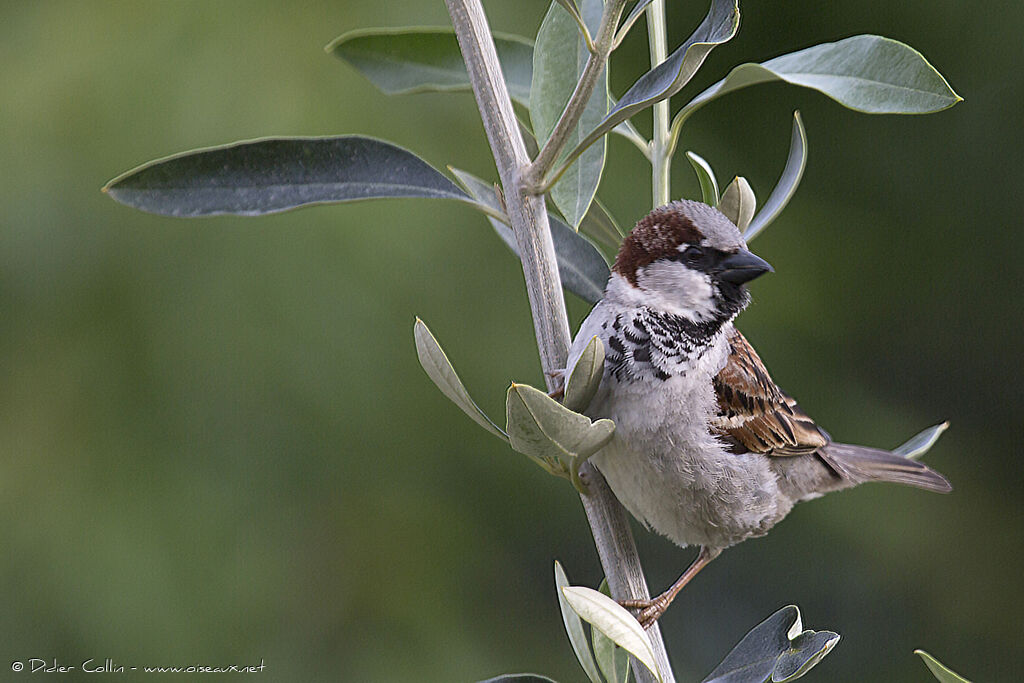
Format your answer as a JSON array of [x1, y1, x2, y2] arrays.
[[712, 328, 828, 456]]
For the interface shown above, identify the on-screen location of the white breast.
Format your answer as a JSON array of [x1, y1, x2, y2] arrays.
[[570, 307, 786, 550]]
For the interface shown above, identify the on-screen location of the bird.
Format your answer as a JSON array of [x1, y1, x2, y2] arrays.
[[565, 199, 951, 628]]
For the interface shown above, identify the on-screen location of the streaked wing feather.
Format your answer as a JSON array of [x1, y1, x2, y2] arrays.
[[712, 328, 827, 455]]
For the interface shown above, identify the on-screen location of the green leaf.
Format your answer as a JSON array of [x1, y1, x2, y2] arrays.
[[554, 562, 603, 683], [531, 0, 608, 228], [328, 27, 534, 106], [413, 319, 508, 442], [561, 586, 662, 682], [915, 650, 973, 683], [449, 167, 505, 215], [677, 35, 962, 130], [568, 0, 739, 163], [104, 136, 469, 217], [563, 336, 605, 413], [450, 168, 611, 304], [506, 383, 615, 485], [718, 176, 756, 232], [745, 112, 807, 241], [330, 27, 645, 152], [701, 606, 839, 683], [617, 0, 655, 43], [893, 422, 949, 460], [478, 676, 561, 683], [579, 197, 625, 252], [593, 579, 631, 683], [686, 151, 720, 205]]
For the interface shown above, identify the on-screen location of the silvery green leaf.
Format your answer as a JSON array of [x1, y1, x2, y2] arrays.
[[677, 34, 962, 129], [477, 676, 561, 683], [893, 422, 949, 460], [701, 606, 839, 683], [617, 0, 655, 43], [450, 168, 610, 303], [518, 114, 541, 159], [414, 319, 508, 441], [745, 112, 807, 241], [506, 383, 614, 481], [328, 27, 534, 106], [531, 0, 608, 228], [718, 177, 756, 231], [561, 586, 662, 682], [593, 579, 631, 683], [686, 151, 720, 205], [449, 167, 505, 216], [563, 336, 605, 413], [580, 197, 626, 252], [105, 136, 469, 217], [568, 0, 739, 163], [772, 630, 841, 682], [915, 650, 973, 683], [329, 26, 648, 151], [554, 562, 603, 683]]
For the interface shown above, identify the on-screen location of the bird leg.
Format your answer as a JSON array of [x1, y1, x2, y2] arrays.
[[620, 546, 721, 629], [546, 368, 566, 400]]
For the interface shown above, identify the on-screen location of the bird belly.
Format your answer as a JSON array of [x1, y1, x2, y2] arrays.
[[589, 378, 790, 550]]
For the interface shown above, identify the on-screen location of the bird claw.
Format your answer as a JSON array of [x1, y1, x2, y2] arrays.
[[619, 598, 667, 630]]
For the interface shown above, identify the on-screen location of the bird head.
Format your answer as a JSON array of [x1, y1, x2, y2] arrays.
[[611, 200, 773, 322]]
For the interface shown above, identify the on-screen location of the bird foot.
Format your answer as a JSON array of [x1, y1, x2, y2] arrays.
[[619, 598, 668, 629], [546, 368, 566, 400]]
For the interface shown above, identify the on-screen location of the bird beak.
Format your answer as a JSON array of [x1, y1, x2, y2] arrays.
[[715, 249, 774, 284]]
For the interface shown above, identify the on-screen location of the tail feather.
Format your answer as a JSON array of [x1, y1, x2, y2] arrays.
[[820, 442, 952, 494]]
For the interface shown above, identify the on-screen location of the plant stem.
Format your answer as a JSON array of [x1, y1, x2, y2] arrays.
[[648, 0, 671, 207], [445, 0, 570, 376], [446, 2, 674, 682], [524, 0, 628, 193]]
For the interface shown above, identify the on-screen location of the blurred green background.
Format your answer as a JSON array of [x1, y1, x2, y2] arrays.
[[1, 1, 1021, 681]]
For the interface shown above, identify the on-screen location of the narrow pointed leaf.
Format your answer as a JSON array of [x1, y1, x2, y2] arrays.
[[547, 217, 611, 304], [745, 112, 807, 241], [414, 319, 508, 441], [618, 0, 655, 41], [561, 586, 662, 682], [686, 151, 720, 205], [569, 0, 739, 162], [915, 650, 973, 683], [478, 676, 561, 683], [701, 606, 839, 683], [580, 197, 626, 252], [718, 177, 756, 231], [331, 27, 643, 150], [894, 422, 949, 460], [105, 136, 469, 217], [328, 27, 534, 106], [531, 0, 608, 228], [593, 580, 631, 683], [555, 562, 603, 683], [563, 336, 605, 413], [450, 168, 610, 303], [678, 34, 962, 129], [449, 168, 504, 213]]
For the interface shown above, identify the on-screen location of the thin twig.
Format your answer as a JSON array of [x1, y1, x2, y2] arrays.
[[523, 0, 629, 193], [555, 0, 596, 53], [445, 1, 674, 682]]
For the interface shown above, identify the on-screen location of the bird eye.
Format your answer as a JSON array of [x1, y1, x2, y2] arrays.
[[682, 246, 704, 264]]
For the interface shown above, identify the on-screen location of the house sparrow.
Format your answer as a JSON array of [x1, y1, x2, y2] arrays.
[[566, 200, 951, 627]]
